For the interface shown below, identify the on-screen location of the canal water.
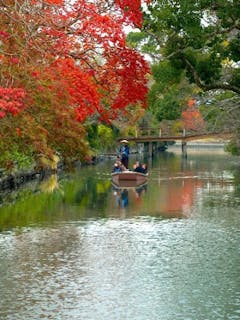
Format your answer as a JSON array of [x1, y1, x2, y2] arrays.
[[0, 147, 240, 320]]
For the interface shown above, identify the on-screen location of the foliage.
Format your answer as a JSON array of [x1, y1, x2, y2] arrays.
[[98, 125, 115, 151], [0, 145, 34, 172], [181, 99, 205, 132], [148, 83, 182, 122], [199, 92, 240, 133], [85, 124, 117, 152], [128, 0, 240, 151], [0, 0, 150, 169], [225, 140, 240, 156], [140, 0, 240, 94], [146, 61, 197, 130]]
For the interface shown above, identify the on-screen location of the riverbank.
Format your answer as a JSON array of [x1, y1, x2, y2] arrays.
[[0, 157, 99, 193]]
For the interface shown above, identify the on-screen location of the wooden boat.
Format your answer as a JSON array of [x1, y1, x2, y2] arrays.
[[111, 171, 148, 187], [112, 180, 148, 189]]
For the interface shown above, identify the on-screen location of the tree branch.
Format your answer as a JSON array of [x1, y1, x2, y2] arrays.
[[183, 56, 240, 95]]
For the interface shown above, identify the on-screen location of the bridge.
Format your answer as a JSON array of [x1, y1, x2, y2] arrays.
[[117, 128, 233, 157]]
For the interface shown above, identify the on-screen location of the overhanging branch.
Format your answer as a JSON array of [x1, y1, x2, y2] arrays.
[[183, 56, 240, 95]]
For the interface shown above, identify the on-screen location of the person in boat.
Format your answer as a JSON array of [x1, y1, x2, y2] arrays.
[[112, 161, 121, 173], [119, 141, 130, 169], [142, 163, 148, 174], [112, 160, 126, 173], [133, 161, 145, 174]]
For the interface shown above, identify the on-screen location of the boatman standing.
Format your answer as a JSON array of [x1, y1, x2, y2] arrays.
[[119, 140, 129, 169]]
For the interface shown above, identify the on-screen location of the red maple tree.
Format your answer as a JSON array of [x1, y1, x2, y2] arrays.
[[0, 0, 150, 122], [0, 0, 150, 163], [181, 98, 205, 132]]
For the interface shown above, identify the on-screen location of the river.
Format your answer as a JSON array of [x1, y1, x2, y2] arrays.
[[0, 146, 240, 320]]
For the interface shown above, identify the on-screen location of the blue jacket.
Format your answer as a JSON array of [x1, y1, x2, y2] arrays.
[[120, 145, 129, 158]]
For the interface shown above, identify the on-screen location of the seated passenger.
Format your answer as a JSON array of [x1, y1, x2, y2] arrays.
[[112, 160, 122, 173], [133, 161, 145, 173], [133, 161, 139, 171], [112, 160, 126, 172], [142, 163, 148, 174]]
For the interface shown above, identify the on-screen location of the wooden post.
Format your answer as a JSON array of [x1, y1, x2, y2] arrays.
[[148, 142, 153, 157], [182, 141, 187, 158], [159, 128, 162, 137]]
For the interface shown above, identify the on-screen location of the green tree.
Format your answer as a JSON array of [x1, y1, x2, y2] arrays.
[[86, 124, 116, 153], [128, 0, 240, 150]]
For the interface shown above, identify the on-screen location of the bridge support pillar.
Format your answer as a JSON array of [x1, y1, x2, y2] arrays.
[[148, 142, 153, 157], [182, 141, 187, 158]]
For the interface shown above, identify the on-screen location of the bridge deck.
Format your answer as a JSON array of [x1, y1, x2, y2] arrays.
[[117, 132, 232, 143]]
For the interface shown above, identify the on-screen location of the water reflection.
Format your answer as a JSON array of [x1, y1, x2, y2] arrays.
[[114, 188, 129, 207], [112, 184, 148, 208], [38, 174, 60, 193], [0, 149, 239, 229], [0, 148, 240, 320]]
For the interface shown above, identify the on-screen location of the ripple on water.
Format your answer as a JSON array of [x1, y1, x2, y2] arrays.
[[0, 214, 239, 320]]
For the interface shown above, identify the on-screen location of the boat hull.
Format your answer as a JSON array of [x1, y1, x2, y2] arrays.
[[112, 180, 147, 189], [111, 171, 148, 187]]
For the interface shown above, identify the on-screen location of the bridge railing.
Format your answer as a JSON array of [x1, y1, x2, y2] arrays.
[[134, 127, 204, 138], [133, 127, 231, 138]]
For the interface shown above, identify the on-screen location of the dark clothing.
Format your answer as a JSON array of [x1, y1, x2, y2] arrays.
[[112, 161, 122, 172], [120, 144, 130, 169], [134, 166, 145, 173], [121, 154, 129, 169], [112, 166, 121, 173]]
